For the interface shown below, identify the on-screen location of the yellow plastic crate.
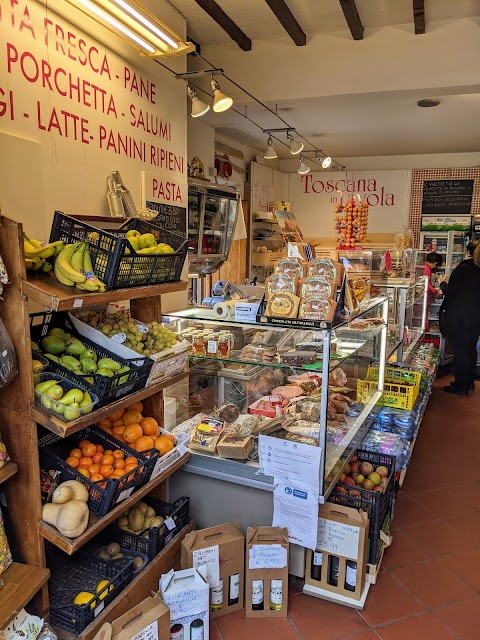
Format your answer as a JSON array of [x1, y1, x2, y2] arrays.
[[357, 367, 422, 411]]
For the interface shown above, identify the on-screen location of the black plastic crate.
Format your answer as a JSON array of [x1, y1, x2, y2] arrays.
[[49, 212, 188, 289], [48, 549, 133, 634], [328, 450, 396, 565], [111, 496, 189, 560], [39, 427, 159, 517], [30, 311, 152, 407]]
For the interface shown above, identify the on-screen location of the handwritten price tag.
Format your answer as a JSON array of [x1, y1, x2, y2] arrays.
[[192, 545, 220, 588], [248, 544, 287, 569]]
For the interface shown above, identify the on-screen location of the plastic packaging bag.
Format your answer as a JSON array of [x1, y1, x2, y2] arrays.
[[0, 318, 18, 387]]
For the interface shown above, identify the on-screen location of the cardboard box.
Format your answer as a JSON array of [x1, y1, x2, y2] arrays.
[[160, 567, 209, 640], [216, 434, 253, 460], [108, 594, 170, 640], [305, 503, 369, 602], [245, 526, 289, 618], [181, 523, 245, 619]]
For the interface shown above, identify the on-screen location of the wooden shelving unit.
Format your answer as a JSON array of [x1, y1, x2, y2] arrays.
[[0, 215, 193, 628]]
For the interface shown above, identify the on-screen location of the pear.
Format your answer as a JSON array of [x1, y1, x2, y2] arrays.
[[127, 237, 141, 252], [66, 340, 86, 357], [97, 367, 114, 377], [80, 392, 94, 414], [79, 349, 97, 362], [46, 384, 64, 400], [61, 388, 84, 405], [139, 233, 156, 249], [32, 360, 44, 374], [117, 366, 130, 385], [81, 358, 97, 374], [61, 355, 82, 370], [97, 358, 121, 372], [64, 402, 81, 421], [48, 328, 69, 340], [35, 379, 58, 393], [125, 229, 141, 239], [41, 396, 53, 410], [45, 354, 60, 363], [31, 340, 40, 351]]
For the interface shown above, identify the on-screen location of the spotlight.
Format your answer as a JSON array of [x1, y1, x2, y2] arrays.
[[316, 152, 332, 168], [187, 86, 210, 118], [298, 156, 310, 175], [287, 132, 304, 155], [264, 136, 278, 160], [211, 78, 233, 113]]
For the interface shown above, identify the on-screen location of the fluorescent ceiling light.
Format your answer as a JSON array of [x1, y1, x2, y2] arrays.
[[65, 0, 194, 57], [211, 79, 233, 113], [188, 86, 210, 118], [287, 132, 304, 155], [264, 136, 278, 159], [298, 157, 310, 175]]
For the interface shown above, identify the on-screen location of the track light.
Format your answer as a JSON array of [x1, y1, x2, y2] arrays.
[[264, 136, 278, 160], [64, 0, 193, 57], [211, 78, 233, 113], [298, 156, 310, 175], [287, 132, 304, 155], [315, 152, 332, 169], [187, 85, 210, 118]]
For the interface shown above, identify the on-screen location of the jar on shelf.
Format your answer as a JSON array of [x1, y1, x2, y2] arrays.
[[218, 333, 232, 358], [192, 333, 206, 356]]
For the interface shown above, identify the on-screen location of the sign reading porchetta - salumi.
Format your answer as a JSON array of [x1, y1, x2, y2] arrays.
[[287, 171, 411, 239]]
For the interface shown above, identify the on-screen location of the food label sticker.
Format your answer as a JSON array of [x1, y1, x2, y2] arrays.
[[111, 332, 127, 344], [73, 299, 83, 308], [207, 340, 218, 354], [116, 487, 134, 503], [137, 324, 149, 334], [164, 517, 176, 531], [94, 601, 105, 617], [84, 270, 95, 282], [234, 302, 260, 323]]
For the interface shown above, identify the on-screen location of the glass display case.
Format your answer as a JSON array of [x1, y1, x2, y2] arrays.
[[161, 296, 389, 501]]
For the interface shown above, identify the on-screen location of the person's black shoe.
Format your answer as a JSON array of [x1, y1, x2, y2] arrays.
[[443, 385, 468, 397]]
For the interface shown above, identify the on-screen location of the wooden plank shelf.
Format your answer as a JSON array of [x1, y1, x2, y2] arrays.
[[32, 370, 189, 437], [0, 562, 50, 629], [38, 453, 190, 555], [0, 461, 17, 484], [22, 275, 188, 312]]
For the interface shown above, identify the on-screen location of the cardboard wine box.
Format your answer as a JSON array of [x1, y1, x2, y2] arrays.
[[305, 503, 369, 603], [109, 594, 170, 640], [245, 526, 289, 619], [160, 567, 210, 640], [181, 522, 245, 619]]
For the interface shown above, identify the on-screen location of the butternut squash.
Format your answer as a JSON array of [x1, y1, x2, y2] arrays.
[[42, 500, 89, 538], [52, 480, 89, 504]]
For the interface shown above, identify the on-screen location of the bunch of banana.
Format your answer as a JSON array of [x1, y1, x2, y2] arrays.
[[24, 234, 64, 272], [54, 242, 106, 292]]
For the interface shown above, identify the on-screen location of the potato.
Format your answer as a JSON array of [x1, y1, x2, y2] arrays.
[[143, 517, 153, 529], [148, 516, 164, 529], [117, 516, 128, 528], [128, 508, 145, 532], [136, 501, 149, 516], [146, 506, 156, 518]]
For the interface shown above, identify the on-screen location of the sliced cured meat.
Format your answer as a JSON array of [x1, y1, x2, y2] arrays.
[[329, 368, 348, 387]]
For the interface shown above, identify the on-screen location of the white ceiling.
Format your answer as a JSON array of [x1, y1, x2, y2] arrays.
[[165, 0, 480, 158]]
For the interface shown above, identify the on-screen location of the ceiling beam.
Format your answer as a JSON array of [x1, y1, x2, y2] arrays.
[[338, 0, 364, 40], [413, 0, 425, 34], [194, 0, 252, 51], [264, 0, 306, 46]]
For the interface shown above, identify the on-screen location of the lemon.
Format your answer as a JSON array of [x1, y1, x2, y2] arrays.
[[96, 580, 114, 600], [74, 591, 95, 609]]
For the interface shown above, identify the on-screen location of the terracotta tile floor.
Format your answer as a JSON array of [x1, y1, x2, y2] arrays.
[[211, 374, 480, 639]]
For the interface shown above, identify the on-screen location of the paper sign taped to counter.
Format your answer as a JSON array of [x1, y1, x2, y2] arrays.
[[317, 517, 360, 559], [248, 544, 288, 569], [259, 434, 321, 490], [192, 544, 220, 587], [273, 480, 319, 550]]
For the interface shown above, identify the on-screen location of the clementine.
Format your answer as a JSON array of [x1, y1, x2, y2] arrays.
[[78, 440, 91, 449], [123, 410, 143, 426], [124, 424, 143, 443], [153, 436, 174, 456], [112, 450, 124, 459], [78, 456, 93, 468], [69, 448, 82, 459], [99, 425, 113, 435], [100, 464, 114, 478], [113, 459, 126, 470], [78, 468, 90, 479], [82, 443, 96, 457], [95, 444, 104, 452], [101, 454, 114, 465], [125, 456, 137, 467], [66, 456, 80, 468], [92, 452, 103, 464], [90, 473, 104, 482], [140, 417, 159, 437], [88, 464, 101, 475]]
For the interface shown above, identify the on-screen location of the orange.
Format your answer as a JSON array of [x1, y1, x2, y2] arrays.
[[101, 454, 114, 465], [78, 440, 91, 449], [79, 456, 93, 468], [100, 464, 114, 478], [134, 436, 154, 453], [153, 436, 174, 456], [78, 468, 90, 479], [162, 432, 176, 445], [124, 424, 143, 443], [97, 419, 112, 428], [109, 408, 125, 421], [140, 417, 159, 437], [113, 459, 125, 470], [66, 456, 80, 468], [104, 449, 113, 456], [111, 469, 124, 479], [88, 464, 101, 475], [82, 443, 96, 457], [95, 444, 105, 452], [70, 448, 82, 459], [122, 410, 143, 426], [112, 449, 124, 459], [113, 419, 125, 427], [116, 436, 127, 444], [127, 401, 143, 413], [112, 426, 125, 438], [99, 425, 113, 435], [125, 456, 137, 466], [92, 452, 103, 464], [90, 473, 104, 482]]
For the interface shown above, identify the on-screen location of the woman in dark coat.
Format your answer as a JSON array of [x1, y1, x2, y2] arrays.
[[439, 241, 480, 396]]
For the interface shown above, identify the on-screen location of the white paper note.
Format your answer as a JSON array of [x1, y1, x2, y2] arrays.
[[259, 434, 321, 491], [316, 517, 360, 559], [273, 481, 319, 550], [248, 544, 287, 569], [132, 621, 159, 640], [192, 545, 220, 588], [234, 302, 260, 323]]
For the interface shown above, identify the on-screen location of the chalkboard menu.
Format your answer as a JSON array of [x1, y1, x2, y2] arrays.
[[145, 202, 187, 236], [421, 179, 474, 215]]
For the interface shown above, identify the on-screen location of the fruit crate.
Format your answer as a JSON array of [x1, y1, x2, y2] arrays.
[[34, 373, 99, 423], [39, 427, 159, 517], [48, 548, 133, 634], [92, 545, 150, 576], [328, 451, 396, 565], [49, 212, 188, 290], [357, 367, 422, 410], [30, 312, 152, 408], [111, 496, 190, 560]]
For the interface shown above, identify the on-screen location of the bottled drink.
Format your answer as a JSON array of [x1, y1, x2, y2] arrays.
[[269, 579, 283, 611], [311, 550, 323, 581], [344, 560, 357, 592], [251, 579, 264, 610], [211, 579, 223, 611], [228, 573, 240, 605], [170, 624, 184, 640], [190, 619, 204, 640], [328, 556, 339, 587]]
